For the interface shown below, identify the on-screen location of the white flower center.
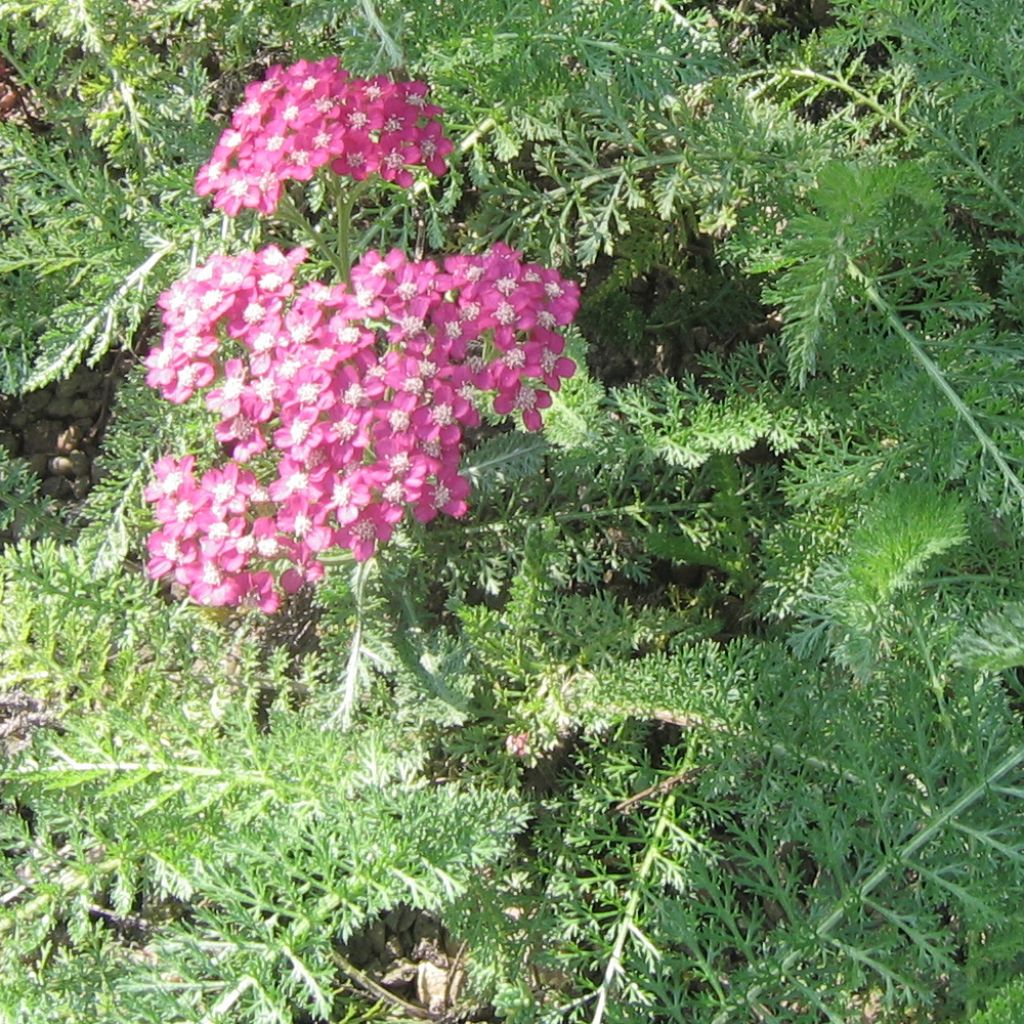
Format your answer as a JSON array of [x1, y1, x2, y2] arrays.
[[212, 481, 234, 505], [495, 301, 516, 325], [431, 403, 454, 426], [343, 383, 366, 405]]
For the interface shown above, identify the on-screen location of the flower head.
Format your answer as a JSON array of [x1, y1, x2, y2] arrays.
[[195, 58, 453, 216]]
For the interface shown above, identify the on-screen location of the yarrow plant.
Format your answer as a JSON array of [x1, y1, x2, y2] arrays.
[[142, 57, 578, 612]]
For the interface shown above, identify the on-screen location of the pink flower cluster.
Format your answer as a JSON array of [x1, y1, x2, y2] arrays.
[[145, 55, 579, 611], [195, 57, 453, 216], [143, 243, 579, 611]]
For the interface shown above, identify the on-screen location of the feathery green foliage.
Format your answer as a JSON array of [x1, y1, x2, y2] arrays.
[[3, 0, 1024, 1021]]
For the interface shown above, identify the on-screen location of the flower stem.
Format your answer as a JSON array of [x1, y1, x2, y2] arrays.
[[274, 191, 347, 281], [358, 0, 403, 67], [326, 556, 374, 730], [326, 176, 372, 288], [849, 259, 1024, 509]]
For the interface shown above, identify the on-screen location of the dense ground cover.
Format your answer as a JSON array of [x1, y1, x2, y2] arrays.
[[3, 0, 1024, 1020]]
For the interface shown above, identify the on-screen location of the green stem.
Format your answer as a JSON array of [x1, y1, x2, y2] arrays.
[[326, 176, 373, 287], [274, 191, 347, 280], [848, 261, 1024, 509], [909, 611, 956, 741], [358, 0, 403, 66], [591, 743, 696, 1024], [766, 68, 912, 137], [453, 501, 693, 537], [326, 557, 375, 730], [337, 182, 351, 284]]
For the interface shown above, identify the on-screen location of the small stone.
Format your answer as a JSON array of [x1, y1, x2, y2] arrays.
[[40, 475, 71, 499], [412, 937, 448, 967], [23, 420, 62, 455], [380, 959, 418, 988], [397, 906, 416, 934], [66, 450, 90, 477], [9, 410, 29, 429], [73, 369, 103, 394], [27, 454, 49, 477], [23, 389, 52, 413], [90, 460, 108, 486], [344, 939, 372, 968], [0, 431, 20, 457], [70, 398, 96, 420], [45, 396, 74, 419], [412, 915, 439, 944], [55, 377, 79, 398], [56, 425, 83, 453], [48, 456, 76, 478], [71, 477, 91, 500], [416, 961, 450, 1014], [384, 935, 405, 962]]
